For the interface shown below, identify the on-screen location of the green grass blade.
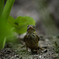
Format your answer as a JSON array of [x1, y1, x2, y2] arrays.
[[1, 0, 15, 20], [0, 0, 4, 16], [0, 0, 15, 50]]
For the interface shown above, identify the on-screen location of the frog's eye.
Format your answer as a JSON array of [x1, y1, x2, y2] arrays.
[[32, 26, 35, 29]]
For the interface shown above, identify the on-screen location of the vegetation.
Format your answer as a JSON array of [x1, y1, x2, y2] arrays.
[[0, 0, 35, 50], [0, 0, 15, 50], [8, 16, 35, 34]]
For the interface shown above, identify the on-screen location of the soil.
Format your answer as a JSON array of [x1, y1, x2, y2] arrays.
[[0, 37, 59, 59]]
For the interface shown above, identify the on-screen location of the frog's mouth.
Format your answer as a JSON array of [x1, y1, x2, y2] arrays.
[[29, 26, 33, 29], [27, 26, 35, 32]]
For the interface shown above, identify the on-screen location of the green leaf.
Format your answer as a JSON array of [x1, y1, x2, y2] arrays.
[[15, 16, 35, 34], [8, 16, 35, 34], [8, 16, 15, 26]]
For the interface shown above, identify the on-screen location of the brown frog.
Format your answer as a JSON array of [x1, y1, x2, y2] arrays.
[[24, 25, 43, 54]]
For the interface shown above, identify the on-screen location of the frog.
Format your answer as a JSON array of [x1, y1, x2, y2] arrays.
[[24, 25, 43, 54]]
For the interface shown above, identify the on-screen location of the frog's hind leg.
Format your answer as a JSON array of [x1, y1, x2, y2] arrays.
[[31, 49, 39, 54], [25, 45, 28, 52]]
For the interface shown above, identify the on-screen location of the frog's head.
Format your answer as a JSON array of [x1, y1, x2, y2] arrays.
[[27, 25, 35, 33]]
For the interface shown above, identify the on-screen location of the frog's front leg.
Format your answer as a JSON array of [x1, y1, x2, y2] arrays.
[[31, 49, 39, 54], [31, 49, 34, 54], [26, 46, 28, 51]]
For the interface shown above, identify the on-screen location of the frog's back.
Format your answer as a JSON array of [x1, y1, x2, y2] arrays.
[[24, 33, 39, 49]]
